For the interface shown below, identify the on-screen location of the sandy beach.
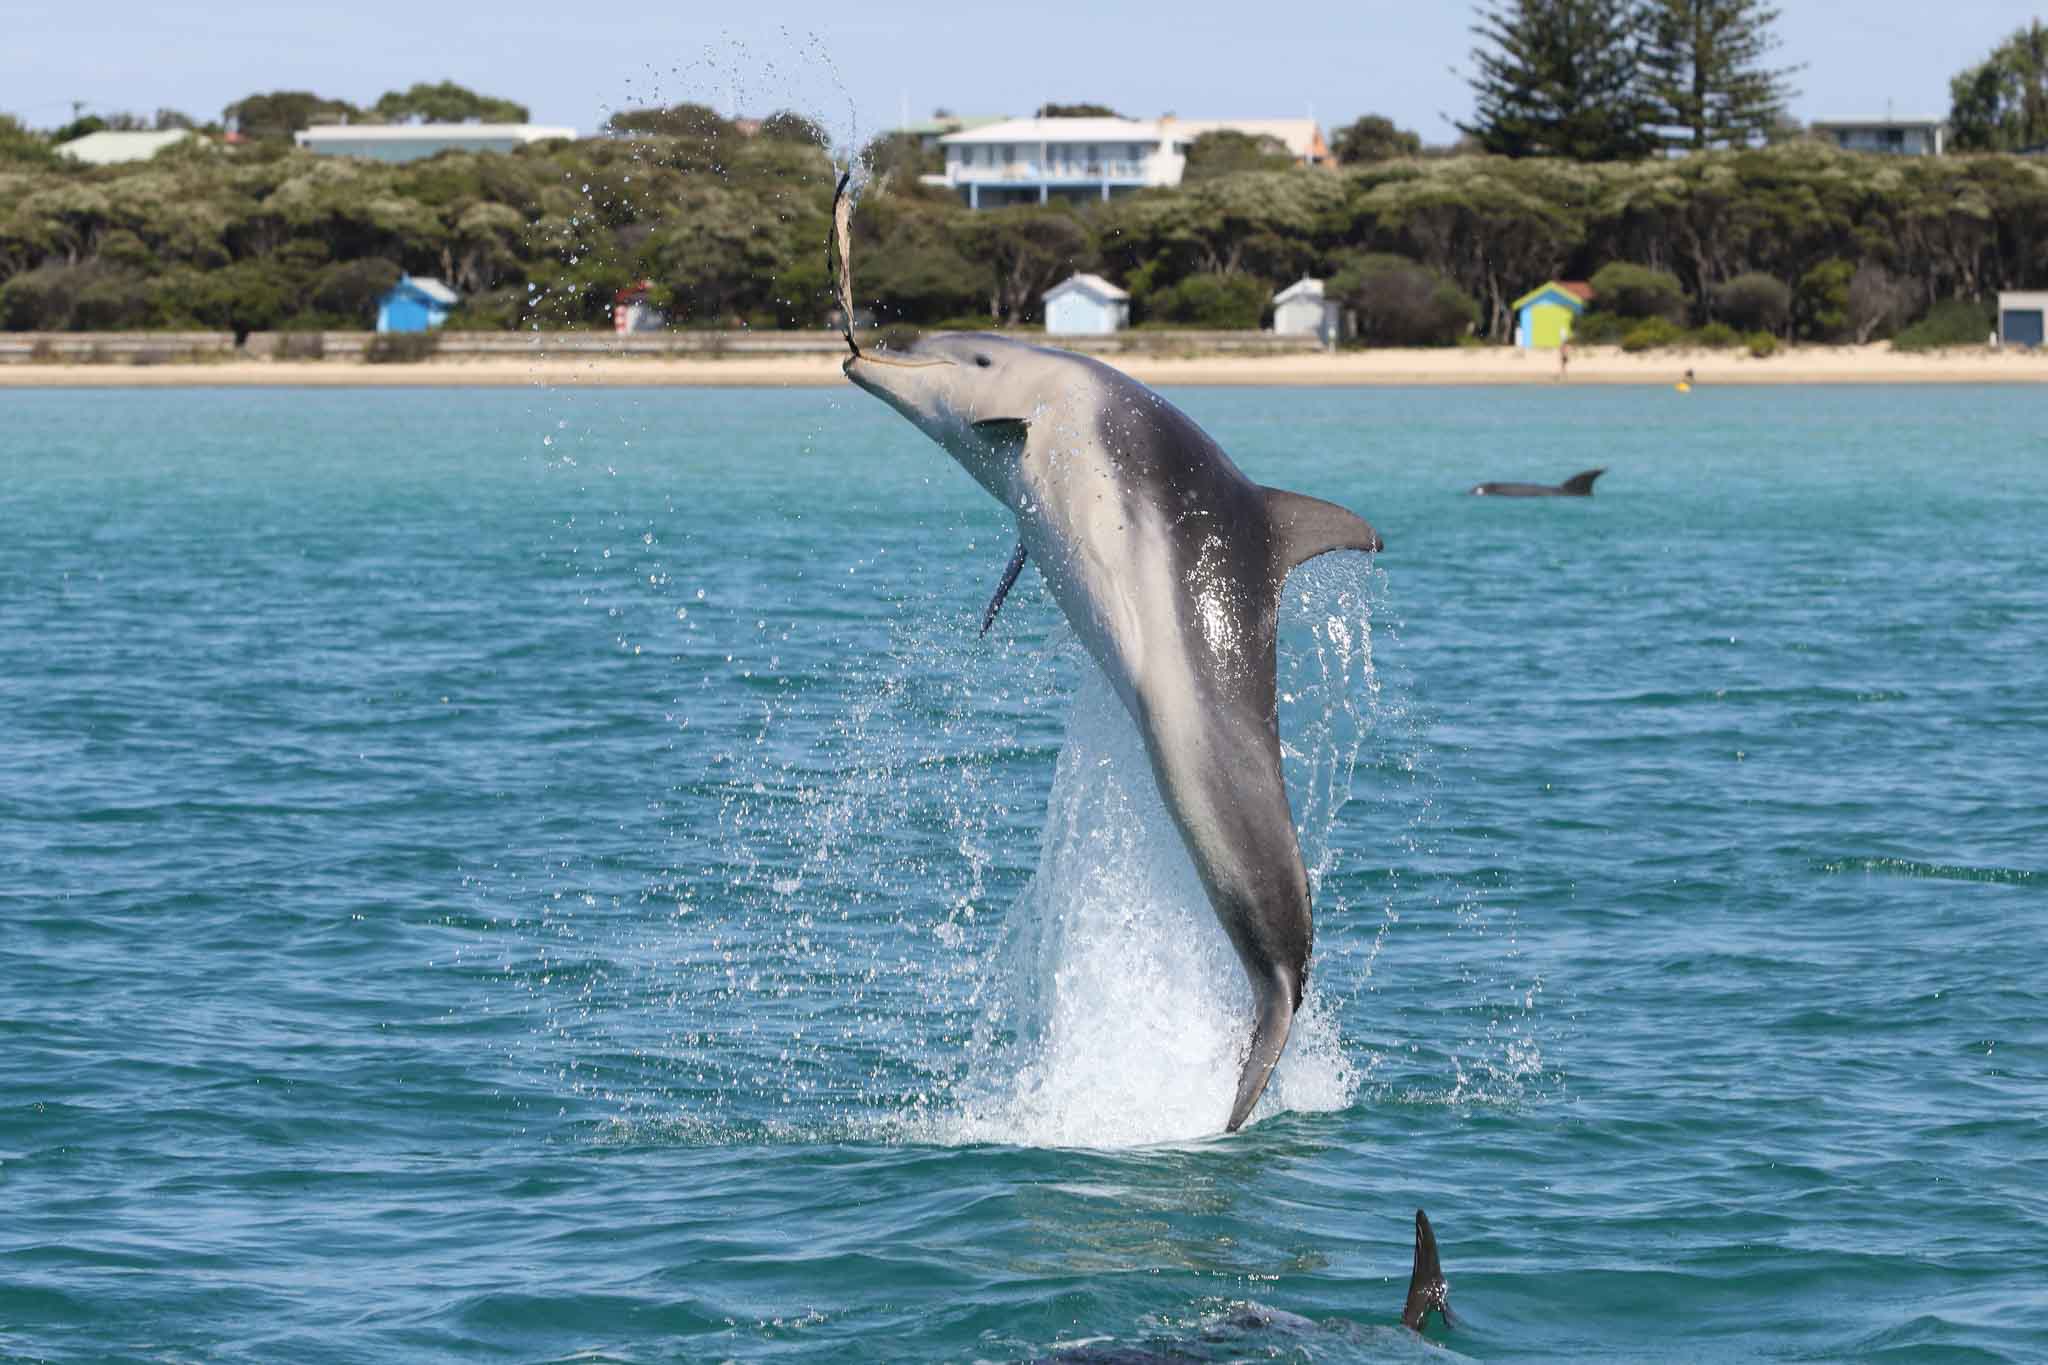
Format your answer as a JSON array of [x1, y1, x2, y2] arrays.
[[2, 342, 2042, 388]]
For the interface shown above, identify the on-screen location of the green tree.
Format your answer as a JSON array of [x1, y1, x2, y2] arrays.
[[0, 115, 58, 167], [224, 91, 363, 141], [1182, 130, 1295, 180], [604, 103, 735, 140], [1711, 269, 1790, 331], [1462, 0, 1659, 160], [1949, 20, 2048, 152], [1330, 115, 1422, 163], [1329, 252, 1478, 345], [1587, 260, 1689, 320], [1639, 0, 1799, 149], [953, 204, 1092, 324], [757, 111, 828, 146], [371, 82, 529, 125], [1144, 272, 1268, 327], [1035, 103, 1121, 118]]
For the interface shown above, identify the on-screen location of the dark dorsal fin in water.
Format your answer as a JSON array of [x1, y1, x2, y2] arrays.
[[1261, 486, 1384, 575], [1559, 468, 1605, 495], [981, 541, 1029, 635], [1401, 1208, 1456, 1333]]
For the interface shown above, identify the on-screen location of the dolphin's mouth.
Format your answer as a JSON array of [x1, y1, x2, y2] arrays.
[[843, 352, 950, 371]]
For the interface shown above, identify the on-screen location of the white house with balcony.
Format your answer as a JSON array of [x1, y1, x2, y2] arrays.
[[929, 116, 1326, 209], [1809, 117, 1947, 156]]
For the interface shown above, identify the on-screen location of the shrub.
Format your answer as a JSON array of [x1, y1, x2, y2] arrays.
[[1745, 331, 1779, 358], [1620, 316, 1684, 351], [1331, 253, 1479, 347], [1692, 321, 1741, 348], [1714, 272, 1791, 333], [311, 258, 402, 327], [71, 270, 152, 330], [1892, 298, 1994, 351], [1145, 272, 1268, 329], [1588, 262, 1688, 322], [0, 264, 79, 330], [1570, 311, 1629, 345], [364, 331, 441, 363]]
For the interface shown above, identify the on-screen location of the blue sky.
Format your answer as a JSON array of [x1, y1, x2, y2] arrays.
[[3, 0, 2028, 147]]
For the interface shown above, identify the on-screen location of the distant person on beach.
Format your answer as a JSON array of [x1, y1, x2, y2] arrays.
[[1558, 340, 1570, 382]]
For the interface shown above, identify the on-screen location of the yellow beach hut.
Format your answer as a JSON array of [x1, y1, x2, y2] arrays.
[[1513, 280, 1594, 349]]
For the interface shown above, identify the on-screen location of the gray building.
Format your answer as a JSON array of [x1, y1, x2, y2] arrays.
[[296, 123, 577, 163], [1810, 118, 1947, 156], [1998, 291, 2048, 347], [1043, 273, 1130, 335]]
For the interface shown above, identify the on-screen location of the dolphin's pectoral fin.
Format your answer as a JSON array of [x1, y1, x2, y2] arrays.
[[1261, 486, 1384, 573], [1560, 467, 1605, 495], [971, 417, 1031, 447], [1225, 969, 1296, 1132], [1401, 1209, 1456, 1332], [980, 541, 1028, 636]]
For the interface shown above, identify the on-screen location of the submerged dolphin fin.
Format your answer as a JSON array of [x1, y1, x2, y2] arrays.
[[1261, 487, 1384, 572], [1401, 1208, 1456, 1332], [1225, 967, 1296, 1132], [981, 541, 1029, 635], [1559, 467, 1605, 495]]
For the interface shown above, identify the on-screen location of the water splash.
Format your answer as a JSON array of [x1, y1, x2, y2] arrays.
[[915, 555, 1398, 1147]]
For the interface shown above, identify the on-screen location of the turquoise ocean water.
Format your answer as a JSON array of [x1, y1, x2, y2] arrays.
[[2, 383, 2044, 1362]]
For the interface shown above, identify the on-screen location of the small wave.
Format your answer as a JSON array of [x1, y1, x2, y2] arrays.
[[1816, 857, 2043, 886]]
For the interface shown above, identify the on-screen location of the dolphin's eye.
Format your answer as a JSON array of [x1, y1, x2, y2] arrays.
[[975, 354, 993, 368]]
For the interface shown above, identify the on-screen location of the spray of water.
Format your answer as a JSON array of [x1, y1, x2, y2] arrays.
[[909, 555, 1395, 1146]]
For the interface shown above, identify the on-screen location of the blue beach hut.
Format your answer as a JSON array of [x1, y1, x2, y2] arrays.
[[376, 275, 460, 333], [1512, 280, 1593, 349]]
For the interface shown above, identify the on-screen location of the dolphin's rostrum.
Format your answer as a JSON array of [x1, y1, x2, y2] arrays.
[[846, 333, 1381, 1131]]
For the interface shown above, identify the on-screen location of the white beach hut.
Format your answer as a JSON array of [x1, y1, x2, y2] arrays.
[[1043, 273, 1130, 335], [1272, 277, 1341, 348]]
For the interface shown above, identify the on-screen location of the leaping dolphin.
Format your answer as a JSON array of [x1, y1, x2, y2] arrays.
[[1470, 467, 1604, 497], [845, 334, 1381, 1132]]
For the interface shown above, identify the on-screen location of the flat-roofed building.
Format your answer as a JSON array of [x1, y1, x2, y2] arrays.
[[297, 123, 576, 163], [1810, 117, 1947, 156], [56, 129, 200, 165], [929, 116, 1326, 209], [1998, 291, 2048, 347]]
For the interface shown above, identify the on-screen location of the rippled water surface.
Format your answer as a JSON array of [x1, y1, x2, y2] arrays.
[[3, 383, 2044, 1363]]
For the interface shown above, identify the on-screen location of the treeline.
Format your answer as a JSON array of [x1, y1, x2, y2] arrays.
[[2, 103, 2045, 345]]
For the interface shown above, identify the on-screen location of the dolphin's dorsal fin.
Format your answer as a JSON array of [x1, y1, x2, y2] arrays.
[[1560, 468, 1605, 495], [1261, 487, 1383, 576], [1401, 1208, 1456, 1332]]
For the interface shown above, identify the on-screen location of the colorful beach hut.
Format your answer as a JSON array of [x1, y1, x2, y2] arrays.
[[375, 276, 459, 334], [1512, 280, 1593, 349]]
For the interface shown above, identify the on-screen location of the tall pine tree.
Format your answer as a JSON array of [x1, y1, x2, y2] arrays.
[[1640, 0, 1800, 149], [1462, 0, 1659, 161]]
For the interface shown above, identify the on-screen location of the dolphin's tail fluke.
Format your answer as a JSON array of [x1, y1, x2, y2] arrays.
[[1560, 468, 1605, 495], [1401, 1209, 1456, 1333], [1225, 969, 1296, 1132]]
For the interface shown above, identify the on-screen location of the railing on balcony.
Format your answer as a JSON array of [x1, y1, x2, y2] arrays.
[[949, 159, 1148, 183]]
